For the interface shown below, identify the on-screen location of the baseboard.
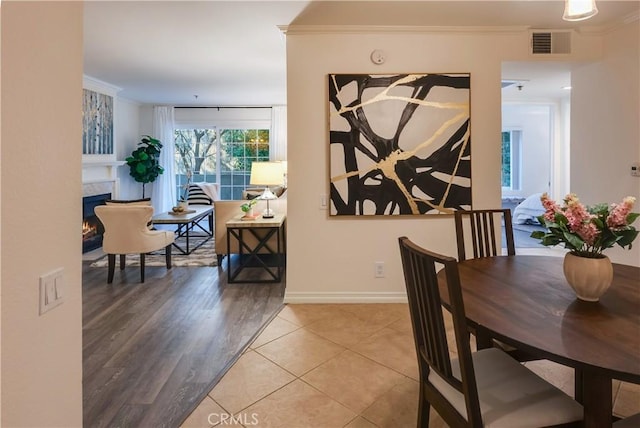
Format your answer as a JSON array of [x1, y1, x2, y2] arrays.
[[283, 291, 408, 304]]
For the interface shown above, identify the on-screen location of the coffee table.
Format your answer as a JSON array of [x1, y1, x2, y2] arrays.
[[151, 205, 213, 255]]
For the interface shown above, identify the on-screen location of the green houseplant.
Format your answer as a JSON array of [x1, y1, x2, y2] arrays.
[[125, 135, 164, 198]]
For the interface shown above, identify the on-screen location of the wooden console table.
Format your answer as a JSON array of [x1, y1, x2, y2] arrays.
[[226, 213, 286, 283]]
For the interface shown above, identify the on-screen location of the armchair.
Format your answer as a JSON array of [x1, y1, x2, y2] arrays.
[[94, 205, 175, 283]]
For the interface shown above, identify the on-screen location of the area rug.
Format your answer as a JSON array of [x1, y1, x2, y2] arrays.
[[90, 237, 217, 267]]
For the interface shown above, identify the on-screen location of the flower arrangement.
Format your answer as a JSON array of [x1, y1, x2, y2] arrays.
[[531, 193, 639, 258]]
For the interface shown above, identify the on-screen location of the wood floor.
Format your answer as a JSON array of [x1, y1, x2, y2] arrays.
[[82, 257, 285, 427]]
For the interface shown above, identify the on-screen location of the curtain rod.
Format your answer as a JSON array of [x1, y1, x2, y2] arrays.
[[174, 106, 272, 109]]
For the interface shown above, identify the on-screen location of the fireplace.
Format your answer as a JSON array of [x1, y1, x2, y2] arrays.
[[83, 193, 111, 253]]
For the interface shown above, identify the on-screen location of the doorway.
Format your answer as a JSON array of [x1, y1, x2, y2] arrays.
[[501, 61, 572, 248]]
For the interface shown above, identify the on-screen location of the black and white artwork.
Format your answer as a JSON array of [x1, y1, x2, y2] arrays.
[[328, 73, 471, 216], [83, 89, 114, 155]]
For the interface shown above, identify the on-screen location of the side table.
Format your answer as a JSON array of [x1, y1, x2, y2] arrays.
[[226, 213, 286, 283]]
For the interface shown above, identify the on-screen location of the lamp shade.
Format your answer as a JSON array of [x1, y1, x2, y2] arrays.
[[563, 0, 598, 21], [250, 162, 284, 186]]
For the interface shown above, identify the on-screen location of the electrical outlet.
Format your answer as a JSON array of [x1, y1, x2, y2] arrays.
[[375, 261, 385, 278]]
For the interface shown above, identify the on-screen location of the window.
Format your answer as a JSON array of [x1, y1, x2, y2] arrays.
[[501, 129, 521, 190], [174, 127, 270, 200]]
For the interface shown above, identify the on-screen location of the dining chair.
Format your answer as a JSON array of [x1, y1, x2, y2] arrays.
[[453, 208, 536, 360], [398, 236, 583, 427], [95, 205, 175, 283], [454, 208, 515, 261]]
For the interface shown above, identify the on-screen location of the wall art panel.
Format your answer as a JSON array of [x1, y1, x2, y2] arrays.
[[328, 73, 471, 216], [82, 88, 114, 155]]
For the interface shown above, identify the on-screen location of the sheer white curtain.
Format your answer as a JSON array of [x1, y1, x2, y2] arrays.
[[151, 106, 176, 215], [270, 105, 287, 161]]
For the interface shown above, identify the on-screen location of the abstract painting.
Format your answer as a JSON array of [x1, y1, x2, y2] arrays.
[[328, 73, 471, 216], [83, 89, 114, 155]]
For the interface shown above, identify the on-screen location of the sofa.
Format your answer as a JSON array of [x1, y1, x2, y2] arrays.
[[213, 190, 287, 265]]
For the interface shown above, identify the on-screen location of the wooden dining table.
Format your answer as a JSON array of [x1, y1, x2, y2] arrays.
[[436, 255, 640, 428]]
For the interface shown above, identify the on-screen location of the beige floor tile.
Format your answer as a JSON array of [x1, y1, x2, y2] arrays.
[[255, 328, 346, 376], [301, 350, 406, 414], [276, 304, 348, 327], [614, 381, 640, 418], [243, 379, 356, 428], [249, 316, 300, 348], [181, 396, 223, 428], [344, 416, 378, 428], [337, 303, 410, 328], [304, 310, 388, 347], [209, 350, 295, 414], [361, 377, 419, 428], [350, 327, 419, 380], [386, 311, 413, 334]]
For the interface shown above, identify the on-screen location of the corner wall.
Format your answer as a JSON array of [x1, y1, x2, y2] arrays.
[[571, 19, 640, 266], [284, 26, 624, 303], [1, 2, 83, 426]]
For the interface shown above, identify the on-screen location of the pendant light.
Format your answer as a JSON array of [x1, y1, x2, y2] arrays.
[[563, 0, 598, 21]]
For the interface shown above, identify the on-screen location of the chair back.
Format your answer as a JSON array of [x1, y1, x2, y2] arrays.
[[398, 236, 482, 427], [454, 209, 515, 261], [95, 205, 160, 254]]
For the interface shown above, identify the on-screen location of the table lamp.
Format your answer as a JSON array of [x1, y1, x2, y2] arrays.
[[249, 161, 284, 218]]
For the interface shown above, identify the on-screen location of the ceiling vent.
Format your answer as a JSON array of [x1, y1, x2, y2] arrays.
[[530, 31, 571, 55]]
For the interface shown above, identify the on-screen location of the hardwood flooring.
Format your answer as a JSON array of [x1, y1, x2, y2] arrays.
[[82, 257, 285, 427]]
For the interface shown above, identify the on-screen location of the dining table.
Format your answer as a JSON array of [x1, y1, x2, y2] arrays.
[[436, 254, 640, 428]]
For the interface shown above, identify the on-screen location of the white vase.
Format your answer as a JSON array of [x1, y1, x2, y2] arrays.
[[563, 252, 613, 302]]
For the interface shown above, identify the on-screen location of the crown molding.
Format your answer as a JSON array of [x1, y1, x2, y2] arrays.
[[577, 10, 639, 35], [279, 24, 530, 36], [83, 75, 122, 96]]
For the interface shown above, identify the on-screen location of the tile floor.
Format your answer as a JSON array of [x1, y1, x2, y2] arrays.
[[182, 303, 640, 428]]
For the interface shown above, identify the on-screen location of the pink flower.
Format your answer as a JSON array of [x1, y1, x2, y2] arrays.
[[534, 193, 638, 257], [607, 196, 636, 228], [540, 193, 561, 222], [576, 222, 598, 246], [563, 194, 592, 233]]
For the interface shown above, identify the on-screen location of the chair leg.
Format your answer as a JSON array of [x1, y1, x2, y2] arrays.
[[107, 254, 116, 283], [165, 244, 172, 269], [120, 254, 126, 270], [140, 253, 145, 283], [417, 385, 430, 428], [217, 254, 223, 266]]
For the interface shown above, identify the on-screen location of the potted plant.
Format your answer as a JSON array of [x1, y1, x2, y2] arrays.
[[241, 199, 257, 218], [531, 193, 638, 301], [125, 135, 164, 198]]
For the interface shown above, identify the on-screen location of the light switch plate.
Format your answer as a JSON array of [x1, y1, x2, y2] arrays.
[[39, 268, 64, 315]]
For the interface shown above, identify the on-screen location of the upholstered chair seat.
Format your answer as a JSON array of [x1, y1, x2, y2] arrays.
[[95, 205, 174, 283]]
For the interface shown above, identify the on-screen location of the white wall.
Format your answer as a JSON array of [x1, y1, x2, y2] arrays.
[[502, 103, 553, 198], [115, 98, 145, 200], [1, 2, 83, 426], [284, 25, 627, 302], [571, 20, 640, 266]]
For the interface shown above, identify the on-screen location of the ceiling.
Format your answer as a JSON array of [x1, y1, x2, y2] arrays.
[[83, 1, 639, 106]]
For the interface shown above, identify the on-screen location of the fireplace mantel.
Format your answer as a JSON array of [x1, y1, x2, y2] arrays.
[[82, 158, 125, 197]]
